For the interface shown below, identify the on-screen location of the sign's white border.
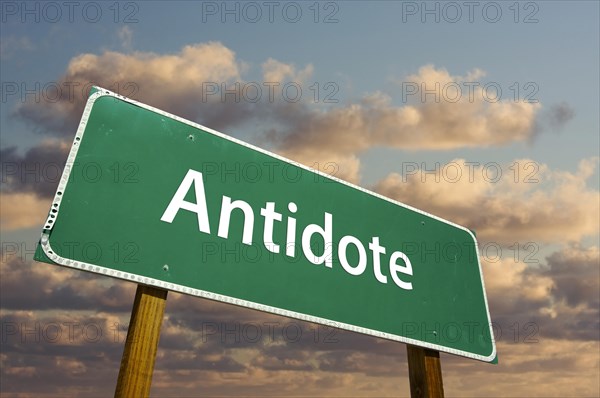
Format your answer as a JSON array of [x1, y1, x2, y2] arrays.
[[39, 87, 497, 362]]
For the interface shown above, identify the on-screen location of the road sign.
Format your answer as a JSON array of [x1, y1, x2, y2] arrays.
[[35, 87, 496, 362]]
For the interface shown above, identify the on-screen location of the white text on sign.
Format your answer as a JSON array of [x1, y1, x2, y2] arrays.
[[160, 169, 413, 289]]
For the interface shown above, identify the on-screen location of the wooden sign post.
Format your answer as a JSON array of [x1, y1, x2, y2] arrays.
[[407, 345, 445, 398], [114, 285, 168, 398]]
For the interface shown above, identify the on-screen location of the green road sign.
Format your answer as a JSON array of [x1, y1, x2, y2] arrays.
[[35, 87, 496, 362]]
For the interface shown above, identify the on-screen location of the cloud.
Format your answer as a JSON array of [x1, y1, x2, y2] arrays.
[[262, 58, 313, 84], [442, 338, 600, 397], [541, 102, 576, 132], [14, 42, 246, 134], [272, 65, 542, 182], [0, 35, 35, 58], [480, 243, 599, 342], [0, 309, 126, 397], [482, 256, 554, 323], [546, 245, 599, 308], [374, 157, 599, 245], [12, 45, 549, 185], [0, 139, 73, 231], [1, 140, 70, 199], [117, 26, 133, 50], [0, 248, 136, 311], [0, 193, 52, 231]]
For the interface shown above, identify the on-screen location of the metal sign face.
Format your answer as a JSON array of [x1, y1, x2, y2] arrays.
[[35, 87, 496, 362]]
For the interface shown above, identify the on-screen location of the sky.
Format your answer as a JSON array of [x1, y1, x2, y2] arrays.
[[1, 0, 599, 397]]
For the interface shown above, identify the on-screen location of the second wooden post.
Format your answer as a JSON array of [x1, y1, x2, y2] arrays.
[[407, 345, 445, 398]]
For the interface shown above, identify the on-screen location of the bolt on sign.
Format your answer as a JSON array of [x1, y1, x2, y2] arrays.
[[35, 87, 496, 362]]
